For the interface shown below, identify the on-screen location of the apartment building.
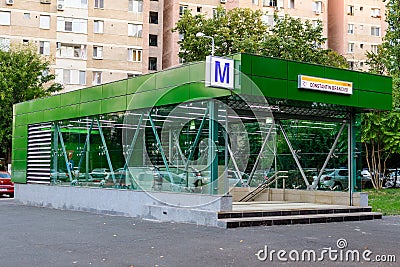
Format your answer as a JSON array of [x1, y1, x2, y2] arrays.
[[163, 0, 386, 71], [0, 0, 163, 92], [0, 0, 386, 92], [328, 0, 386, 70]]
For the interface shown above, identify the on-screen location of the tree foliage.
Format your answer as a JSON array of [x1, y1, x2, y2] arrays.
[[0, 44, 62, 160], [363, 0, 400, 188], [174, 7, 348, 68]]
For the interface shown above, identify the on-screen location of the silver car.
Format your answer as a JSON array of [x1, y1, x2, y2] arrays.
[[313, 169, 348, 190]]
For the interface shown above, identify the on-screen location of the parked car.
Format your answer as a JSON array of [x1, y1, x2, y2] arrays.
[[384, 170, 400, 188], [313, 169, 348, 191], [360, 169, 373, 189], [50, 169, 69, 182], [89, 168, 109, 182], [0, 171, 14, 198]]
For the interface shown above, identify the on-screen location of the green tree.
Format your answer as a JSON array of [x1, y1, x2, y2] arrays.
[[363, 0, 400, 188], [174, 7, 348, 68], [0, 44, 62, 163]]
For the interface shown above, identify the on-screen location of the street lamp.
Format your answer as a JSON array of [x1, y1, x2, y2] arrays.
[[196, 32, 214, 56]]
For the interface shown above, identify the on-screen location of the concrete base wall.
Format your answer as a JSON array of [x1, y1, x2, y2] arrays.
[[232, 188, 369, 207], [14, 184, 232, 227]]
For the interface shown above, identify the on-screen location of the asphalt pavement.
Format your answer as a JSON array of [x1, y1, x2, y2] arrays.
[[0, 197, 399, 267]]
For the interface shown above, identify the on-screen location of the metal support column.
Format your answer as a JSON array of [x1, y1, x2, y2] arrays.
[[185, 107, 209, 187], [348, 112, 356, 205], [77, 119, 94, 181], [52, 123, 59, 184], [96, 118, 116, 184], [311, 122, 346, 190], [148, 114, 173, 184], [278, 121, 310, 188], [247, 121, 275, 185], [208, 99, 219, 194], [55, 124, 73, 182], [123, 114, 144, 169]]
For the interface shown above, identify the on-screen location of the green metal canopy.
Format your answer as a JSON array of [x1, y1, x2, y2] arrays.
[[12, 53, 392, 183]]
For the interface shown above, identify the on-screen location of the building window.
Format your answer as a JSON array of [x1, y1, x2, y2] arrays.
[[371, 45, 378, 53], [288, 0, 294, 8], [94, 20, 104, 34], [94, 0, 104, 9], [129, 0, 143, 12], [39, 41, 50, 55], [57, 43, 87, 59], [311, 20, 319, 28], [348, 61, 354, 70], [348, 24, 354, 34], [348, 43, 354, 53], [128, 23, 143, 37], [371, 26, 380, 36], [312, 1, 322, 13], [149, 34, 158, 46], [263, 0, 277, 7], [62, 69, 86, 85], [359, 25, 363, 30], [197, 6, 202, 12], [360, 7, 363, 11], [179, 5, 188, 16], [40, 15, 51, 29], [92, 71, 102, 85], [0, 37, 10, 51], [149, 12, 158, 24], [0, 11, 11, 26], [23, 39, 30, 45], [371, 8, 380, 18], [360, 43, 364, 49], [347, 5, 354, 16], [93, 46, 103, 59], [148, 57, 157, 71], [57, 17, 87, 34], [24, 13, 30, 19], [128, 48, 142, 62]]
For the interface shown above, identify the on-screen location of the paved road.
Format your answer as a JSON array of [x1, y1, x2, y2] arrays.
[[0, 198, 399, 267]]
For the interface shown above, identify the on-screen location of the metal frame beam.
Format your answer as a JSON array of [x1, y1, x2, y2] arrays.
[[310, 122, 346, 190], [55, 123, 73, 182], [278, 121, 310, 188], [77, 118, 94, 181], [96, 118, 116, 184]]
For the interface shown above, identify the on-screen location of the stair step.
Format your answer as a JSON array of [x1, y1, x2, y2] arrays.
[[218, 206, 372, 219], [220, 212, 382, 228]]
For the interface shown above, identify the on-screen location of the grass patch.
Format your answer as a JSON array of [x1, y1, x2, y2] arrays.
[[365, 188, 400, 215]]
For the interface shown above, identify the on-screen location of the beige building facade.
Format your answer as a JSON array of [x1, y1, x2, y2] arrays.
[[0, 0, 386, 92], [0, 0, 162, 92]]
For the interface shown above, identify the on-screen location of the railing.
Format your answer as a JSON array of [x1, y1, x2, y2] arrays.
[[238, 171, 288, 202]]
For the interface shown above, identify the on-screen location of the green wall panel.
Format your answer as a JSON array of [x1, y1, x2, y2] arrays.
[[12, 149, 27, 161], [80, 85, 103, 102], [103, 80, 127, 98], [11, 170, 26, 183], [61, 90, 81, 106], [358, 72, 392, 94], [101, 95, 127, 114], [12, 160, 27, 172], [13, 125, 27, 138], [358, 91, 392, 110], [239, 53, 252, 76], [155, 85, 190, 107], [324, 67, 359, 89], [324, 90, 359, 107], [46, 104, 80, 121], [189, 62, 206, 83], [80, 101, 102, 117], [14, 102, 30, 115], [156, 67, 190, 89], [189, 82, 231, 100], [252, 76, 288, 99], [27, 111, 44, 124], [287, 81, 326, 102], [15, 114, 27, 126], [126, 90, 158, 110], [127, 74, 155, 94], [251, 55, 288, 80], [288, 61, 325, 82], [13, 137, 27, 149]]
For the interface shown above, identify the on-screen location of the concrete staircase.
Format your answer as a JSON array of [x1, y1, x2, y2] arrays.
[[218, 204, 382, 228]]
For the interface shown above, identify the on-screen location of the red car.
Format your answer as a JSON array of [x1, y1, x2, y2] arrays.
[[0, 171, 14, 198]]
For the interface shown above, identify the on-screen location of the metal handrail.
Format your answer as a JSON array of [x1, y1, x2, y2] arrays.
[[238, 171, 288, 202]]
